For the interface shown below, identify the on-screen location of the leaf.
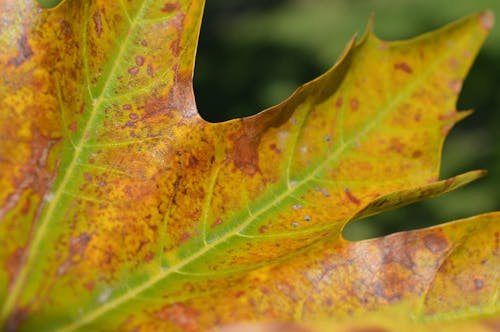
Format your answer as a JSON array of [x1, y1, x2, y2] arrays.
[[194, 212, 500, 331], [0, 1, 497, 331]]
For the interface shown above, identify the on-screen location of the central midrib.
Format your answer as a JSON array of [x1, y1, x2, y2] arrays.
[[0, 0, 152, 326], [57, 33, 458, 331]]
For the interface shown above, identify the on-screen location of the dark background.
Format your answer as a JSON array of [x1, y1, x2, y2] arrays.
[[193, 0, 500, 240]]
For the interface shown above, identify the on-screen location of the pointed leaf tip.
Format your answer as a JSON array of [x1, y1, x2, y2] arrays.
[[480, 10, 495, 30], [366, 12, 376, 34]]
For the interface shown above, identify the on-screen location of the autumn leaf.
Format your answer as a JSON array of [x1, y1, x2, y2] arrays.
[[0, 0, 498, 331]]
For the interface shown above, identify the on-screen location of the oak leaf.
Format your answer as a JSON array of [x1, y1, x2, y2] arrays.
[[0, 0, 498, 331]]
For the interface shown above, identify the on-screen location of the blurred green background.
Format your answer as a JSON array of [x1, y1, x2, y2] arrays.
[[193, 0, 500, 240]]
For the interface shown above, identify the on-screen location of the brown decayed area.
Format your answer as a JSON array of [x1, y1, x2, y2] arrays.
[[0, 6, 65, 327], [393, 62, 413, 74], [229, 105, 293, 176], [7, 33, 33, 68]]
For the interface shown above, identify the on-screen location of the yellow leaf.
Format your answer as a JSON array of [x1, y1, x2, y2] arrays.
[[0, 1, 497, 331]]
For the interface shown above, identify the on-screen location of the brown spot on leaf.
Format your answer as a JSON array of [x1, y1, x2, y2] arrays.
[[344, 188, 361, 205], [135, 240, 149, 255], [59, 20, 73, 39], [68, 122, 77, 132], [147, 63, 154, 77], [448, 57, 459, 69], [84, 281, 95, 291], [123, 104, 132, 110], [448, 80, 462, 94], [143, 252, 154, 262], [2, 128, 58, 220], [229, 98, 292, 175], [20, 198, 31, 216], [128, 66, 139, 76], [394, 62, 413, 73], [5, 306, 30, 332], [232, 137, 260, 175], [57, 232, 93, 275], [211, 219, 223, 228], [155, 304, 199, 332], [269, 143, 281, 154], [388, 138, 405, 154], [335, 97, 343, 108], [168, 70, 196, 117], [314, 186, 330, 198], [123, 120, 136, 128], [84, 173, 92, 182], [93, 10, 103, 38], [350, 98, 359, 111], [463, 50, 472, 59], [483, 317, 500, 331], [6, 247, 26, 288], [143, 95, 169, 119], [474, 278, 484, 290], [378, 41, 389, 50], [188, 155, 199, 168], [179, 232, 190, 244], [378, 235, 416, 270], [234, 291, 245, 298], [161, 2, 180, 12], [141, 39, 148, 46], [259, 225, 269, 234], [448, 79, 462, 94], [170, 39, 180, 57], [412, 150, 422, 158], [8, 33, 33, 67], [373, 278, 403, 303], [135, 56, 145, 67], [424, 233, 448, 254]]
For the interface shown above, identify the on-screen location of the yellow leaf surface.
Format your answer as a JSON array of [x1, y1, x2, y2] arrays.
[[0, 0, 497, 331]]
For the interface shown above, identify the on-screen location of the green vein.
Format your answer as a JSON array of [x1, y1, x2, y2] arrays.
[[141, 14, 178, 25], [0, 0, 152, 325], [56, 78, 76, 150], [85, 132, 174, 148], [289, 194, 324, 208], [118, 0, 132, 24], [489, 284, 499, 311], [201, 165, 221, 245], [61, 191, 108, 205], [82, 2, 93, 100], [236, 222, 333, 239], [76, 162, 132, 178], [285, 104, 311, 189]]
